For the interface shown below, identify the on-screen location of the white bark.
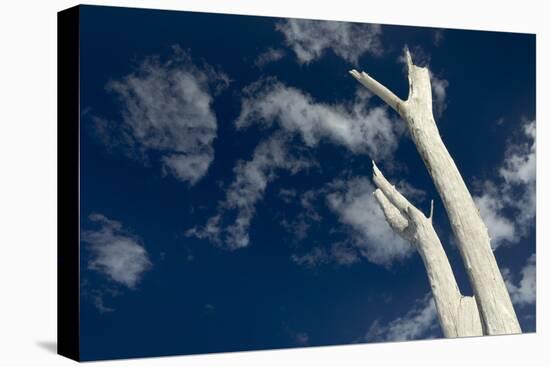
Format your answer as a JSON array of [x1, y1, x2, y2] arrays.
[[351, 48, 521, 335], [373, 162, 482, 338]]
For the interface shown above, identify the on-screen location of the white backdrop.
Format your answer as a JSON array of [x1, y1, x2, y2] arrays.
[[0, 1, 546, 366]]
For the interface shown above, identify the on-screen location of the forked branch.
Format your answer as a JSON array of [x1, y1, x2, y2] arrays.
[[371, 162, 483, 338], [353, 47, 521, 334]]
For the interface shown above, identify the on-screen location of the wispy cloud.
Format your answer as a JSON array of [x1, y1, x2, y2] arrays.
[[236, 78, 404, 162], [326, 177, 413, 267], [398, 45, 431, 67], [283, 174, 423, 268], [280, 189, 322, 241], [187, 133, 314, 249], [293, 332, 310, 346], [254, 47, 285, 67], [363, 293, 439, 342], [278, 188, 298, 204], [503, 254, 536, 307], [433, 29, 445, 46], [291, 246, 330, 267], [83, 213, 152, 289], [474, 119, 536, 249], [92, 295, 114, 313], [397, 47, 449, 118], [276, 18, 382, 64], [430, 73, 449, 118], [225, 76, 407, 254], [90, 288, 118, 314], [281, 322, 310, 347], [291, 242, 359, 267], [98, 46, 229, 185]]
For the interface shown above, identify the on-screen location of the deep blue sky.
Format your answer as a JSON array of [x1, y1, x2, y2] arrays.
[[78, 5, 536, 361]]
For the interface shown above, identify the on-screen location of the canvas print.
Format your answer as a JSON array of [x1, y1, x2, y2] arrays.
[[58, 4, 536, 361]]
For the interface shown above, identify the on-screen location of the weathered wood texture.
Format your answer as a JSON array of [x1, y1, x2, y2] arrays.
[[373, 162, 482, 337], [350, 49, 521, 335]]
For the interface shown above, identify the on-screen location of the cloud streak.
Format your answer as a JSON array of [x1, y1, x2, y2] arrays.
[[280, 189, 323, 241], [291, 242, 359, 267], [187, 133, 314, 249], [503, 254, 536, 307], [236, 79, 404, 162], [474, 120, 536, 249], [254, 47, 285, 67], [430, 73, 449, 118], [276, 18, 382, 64], [363, 293, 438, 342]]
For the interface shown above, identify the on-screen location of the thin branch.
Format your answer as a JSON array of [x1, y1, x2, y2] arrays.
[[372, 163, 483, 338], [404, 46, 414, 74], [349, 69, 404, 114], [404, 46, 415, 101], [372, 161, 414, 216], [373, 189, 412, 241]]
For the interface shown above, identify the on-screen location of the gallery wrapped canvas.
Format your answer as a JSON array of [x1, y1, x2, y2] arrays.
[[58, 4, 536, 362]]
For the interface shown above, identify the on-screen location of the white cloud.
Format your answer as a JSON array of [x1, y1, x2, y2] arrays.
[[276, 18, 382, 64], [474, 120, 536, 249], [160, 152, 213, 183], [254, 47, 285, 67], [502, 254, 536, 307], [292, 242, 359, 267], [330, 242, 360, 265], [236, 79, 404, 162], [430, 73, 449, 118], [83, 213, 152, 289], [187, 133, 314, 249], [474, 184, 516, 246], [291, 247, 330, 267], [93, 294, 115, 313], [103, 46, 229, 185], [230, 78, 406, 255], [326, 177, 413, 266], [433, 29, 445, 46], [285, 174, 423, 268], [89, 287, 119, 314], [281, 217, 314, 242], [500, 120, 536, 186], [278, 188, 297, 204], [280, 189, 323, 241], [364, 293, 438, 342]]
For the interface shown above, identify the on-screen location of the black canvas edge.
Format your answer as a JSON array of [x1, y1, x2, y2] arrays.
[[57, 5, 81, 362]]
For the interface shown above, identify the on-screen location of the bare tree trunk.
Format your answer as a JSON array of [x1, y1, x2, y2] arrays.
[[350, 49, 521, 335], [372, 162, 482, 337]]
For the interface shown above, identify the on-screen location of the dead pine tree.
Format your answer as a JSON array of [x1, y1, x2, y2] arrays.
[[349, 48, 521, 337]]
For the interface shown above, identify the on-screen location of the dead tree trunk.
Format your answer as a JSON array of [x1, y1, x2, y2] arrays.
[[373, 162, 482, 337], [350, 49, 521, 335]]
